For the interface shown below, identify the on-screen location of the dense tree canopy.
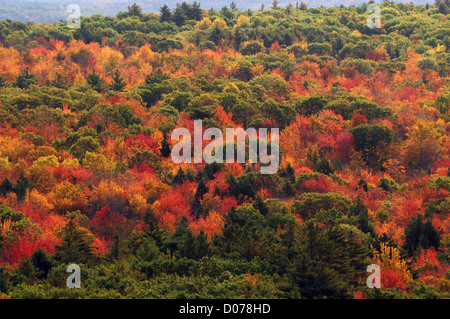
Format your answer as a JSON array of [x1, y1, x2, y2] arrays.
[[0, 1, 449, 300]]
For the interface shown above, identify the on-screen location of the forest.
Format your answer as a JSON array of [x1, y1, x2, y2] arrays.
[[0, 1, 449, 299]]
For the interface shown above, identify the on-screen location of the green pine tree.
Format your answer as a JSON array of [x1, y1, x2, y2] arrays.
[[160, 132, 171, 157], [195, 179, 208, 201], [316, 158, 334, 175], [253, 195, 268, 216], [286, 163, 296, 182], [357, 177, 368, 192], [0, 75, 6, 88], [282, 220, 300, 259], [162, 215, 190, 253], [106, 235, 130, 261], [404, 214, 441, 256], [136, 236, 160, 262], [50, 73, 69, 89], [282, 179, 296, 197], [172, 3, 187, 27], [0, 178, 13, 195], [54, 219, 96, 264], [159, 4, 172, 23], [86, 70, 105, 92], [289, 255, 350, 299], [143, 207, 165, 246], [0, 266, 8, 293], [195, 230, 211, 259], [272, 0, 280, 10], [13, 172, 31, 201], [289, 221, 370, 298], [109, 69, 127, 92], [30, 248, 54, 279], [16, 67, 37, 89], [173, 167, 186, 185], [128, 3, 143, 17], [193, 178, 208, 218], [349, 196, 375, 236], [178, 229, 197, 259]]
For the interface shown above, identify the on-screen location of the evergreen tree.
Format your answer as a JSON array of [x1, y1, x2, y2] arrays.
[[195, 230, 211, 259], [160, 132, 171, 157], [403, 214, 441, 256], [16, 67, 37, 89], [357, 177, 368, 192], [128, 3, 143, 17], [435, 0, 449, 14], [219, 205, 265, 258], [30, 248, 54, 279], [86, 70, 105, 92], [316, 158, 334, 175], [0, 266, 8, 293], [372, 233, 398, 253], [195, 179, 208, 202], [107, 235, 122, 261], [50, 73, 69, 89], [107, 234, 132, 261], [404, 214, 425, 256], [227, 172, 256, 201], [233, 27, 244, 51], [173, 167, 186, 185], [286, 2, 293, 14], [203, 162, 222, 180], [272, 0, 280, 10], [326, 225, 370, 281], [178, 229, 197, 259], [17, 258, 38, 282], [139, 70, 171, 107], [172, 3, 187, 26], [163, 216, 190, 253], [13, 172, 31, 201], [136, 236, 160, 262], [0, 178, 13, 196], [190, 1, 203, 20], [193, 178, 208, 218], [357, 207, 374, 236], [289, 221, 370, 298], [159, 4, 172, 23], [349, 196, 374, 236], [286, 162, 296, 182], [253, 195, 268, 216], [226, 174, 239, 198], [422, 220, 441, 251], [0, 75, 6, 88], [209, 26, 223, 45], [282, 179, 296, 197], [185, 169, 196, 182], [145, 69, 170, 85], [280, 220, 299, 266], [289, 255, 350, 299], [349, 124, 393, 170], [213, 184, 221, 197], [54, 219, 96, 264], [109, 69, 127, 92], [143, 207, 165, 246]]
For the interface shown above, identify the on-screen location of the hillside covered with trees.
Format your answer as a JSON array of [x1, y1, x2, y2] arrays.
[[0, 0, 436, 24], [0, 1, 449, 299]]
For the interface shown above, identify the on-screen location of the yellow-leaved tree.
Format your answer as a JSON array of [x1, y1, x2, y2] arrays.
[[236, 15, 250, 27], [373, 242, 413, 283]]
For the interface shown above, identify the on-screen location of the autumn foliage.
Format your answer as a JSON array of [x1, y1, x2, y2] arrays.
[[0, 1, 449, 299]]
